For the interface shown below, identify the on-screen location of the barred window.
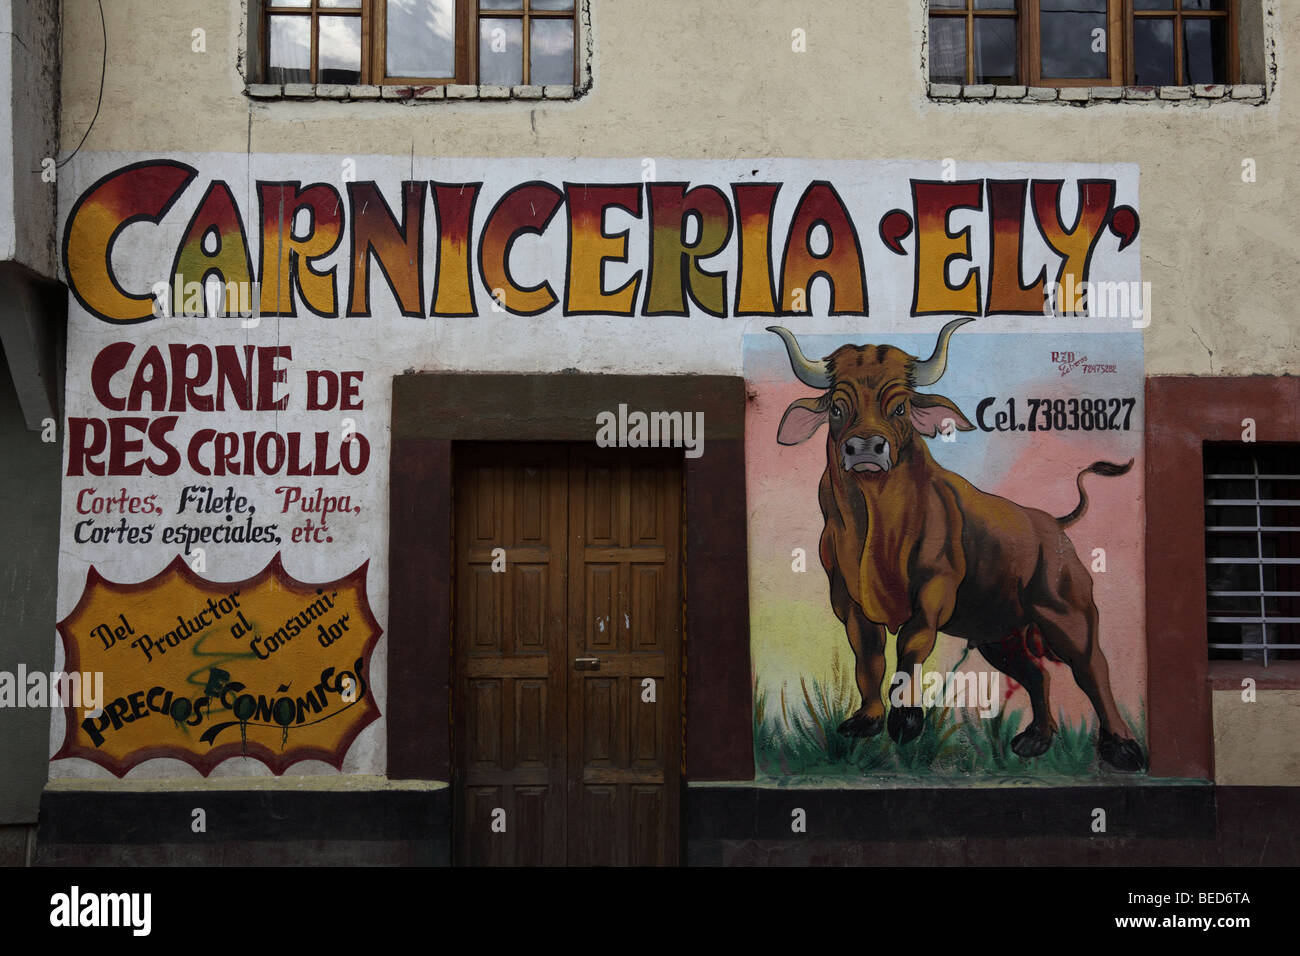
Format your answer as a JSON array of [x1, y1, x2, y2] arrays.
[[1204, 443, 1300, 665]]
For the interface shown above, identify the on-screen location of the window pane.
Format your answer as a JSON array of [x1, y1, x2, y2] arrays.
[[1206, 563, 1264, 593], [268, 1, 310, 7], [268, 15, 311, 84], [1276, 596, 1300, 620], [1040, 0, 1108, 79], [1183, 0, 1229, 10], [1259, 477, 1300, 501], [320, 0, 362, 7], [480, 18, 523, 85], [1133, 18, 1175, 85], [1133, 0, 1174, 9], [1205, 449, 1253, 474], [1207, 477, 1257, 499], [1206, 505, 1258, 527], [319, 16, 362, 84], [1184, 17, 1229, 84], [387, 0, 456, 78], [1267, 531, 1300, 560], [530, 0, 575, 9], [930, 0, 966, 7], [928, 16, 966, 83], [1257, 448, 1300, 474], [1208, 532, 1260, 559], [1262, 506, 1300, 527], [1208, 596, 1299, 620], [1207, 593, 1262, 615], [973, 17, 1016, 83], [530, 18, 573, 86], [482, 1, 524, 8], [973, 0, 1014, 8]]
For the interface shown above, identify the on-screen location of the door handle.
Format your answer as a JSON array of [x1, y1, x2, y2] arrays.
[[573, 657, 601, 670]]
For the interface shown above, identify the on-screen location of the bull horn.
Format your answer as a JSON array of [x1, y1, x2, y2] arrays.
[[767, 326, 832, 389], [912, 317, 974, 386]]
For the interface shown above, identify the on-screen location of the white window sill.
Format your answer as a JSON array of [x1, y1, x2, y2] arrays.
[[245, 83, 582, 102], [927, 82, 1267, 105]]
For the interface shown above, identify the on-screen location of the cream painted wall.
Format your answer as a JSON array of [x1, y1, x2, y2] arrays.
[[57, 1, 1296, 377], [1213, 690, 1300, 785]]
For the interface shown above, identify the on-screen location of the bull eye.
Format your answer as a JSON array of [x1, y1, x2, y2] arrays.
[[830, 405, 843, 421], [892, 401, 906, 418]]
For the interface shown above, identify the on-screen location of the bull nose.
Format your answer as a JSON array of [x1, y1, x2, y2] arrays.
[[845, 438, 888, 457], [842, 435, 891, 474]]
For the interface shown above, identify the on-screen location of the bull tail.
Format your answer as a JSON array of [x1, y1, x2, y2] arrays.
[[1056, 458, 1134, 528]]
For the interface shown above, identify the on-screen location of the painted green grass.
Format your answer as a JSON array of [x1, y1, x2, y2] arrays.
[[753, 653, 1148, 780]]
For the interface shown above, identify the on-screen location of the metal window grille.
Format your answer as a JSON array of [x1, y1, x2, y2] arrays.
[[1204, 444, 1300, 665]]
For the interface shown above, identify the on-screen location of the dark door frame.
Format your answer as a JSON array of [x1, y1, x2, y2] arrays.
[[387, 373, 754, 801]]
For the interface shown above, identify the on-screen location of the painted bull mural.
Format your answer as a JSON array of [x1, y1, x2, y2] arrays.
[[769, 320, 1146, 773]]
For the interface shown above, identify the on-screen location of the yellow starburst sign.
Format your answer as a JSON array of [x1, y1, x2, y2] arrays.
[[55, 554, 381, 776]]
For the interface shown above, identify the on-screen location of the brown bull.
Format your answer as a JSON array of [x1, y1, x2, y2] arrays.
[[770, 320, 1145, 772]]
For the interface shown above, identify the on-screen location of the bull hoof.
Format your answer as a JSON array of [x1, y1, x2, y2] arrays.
[[837, 712, 885, 738], [887, 706, 924, 745], [1011, 724, 1053, 759], [1098, 732, 1147, 773]]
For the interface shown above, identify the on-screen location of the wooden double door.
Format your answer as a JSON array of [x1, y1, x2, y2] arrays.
[[452, 443, 683, 866]]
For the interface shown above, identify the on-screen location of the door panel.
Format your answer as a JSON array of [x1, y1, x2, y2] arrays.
[[454, 445, 568, 866], [454, 443, 681, 866], [568, 446, 681, 867]]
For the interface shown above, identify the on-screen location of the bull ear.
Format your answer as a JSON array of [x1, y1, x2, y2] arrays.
[[910, 392, 974, 438], [777, 396, 830, 445]]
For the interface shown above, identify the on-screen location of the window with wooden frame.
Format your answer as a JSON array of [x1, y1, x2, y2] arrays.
[[262, 0, 579, 88], [928, 1, 1238, 87], [1130, 0, 1235, 86]]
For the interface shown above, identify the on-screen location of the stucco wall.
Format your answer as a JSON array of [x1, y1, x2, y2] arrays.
[[55, 1, 1295, 377], [1, 0, 60, 277]]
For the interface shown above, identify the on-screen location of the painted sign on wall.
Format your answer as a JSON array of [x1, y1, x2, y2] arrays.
[[746, 325, 1145, 779], [738, 166, 1146, 781], [55, 555, 380, 776], [54, 156, 1142, 780]]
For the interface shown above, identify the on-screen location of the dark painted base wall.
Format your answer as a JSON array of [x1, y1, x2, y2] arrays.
[[35, 789, 450, 866], [687, 786, 1300, 866], [31, 785, 1300, 866]]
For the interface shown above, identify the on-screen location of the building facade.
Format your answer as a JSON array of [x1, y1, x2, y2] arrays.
[[5, 0, 1298, 865]]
